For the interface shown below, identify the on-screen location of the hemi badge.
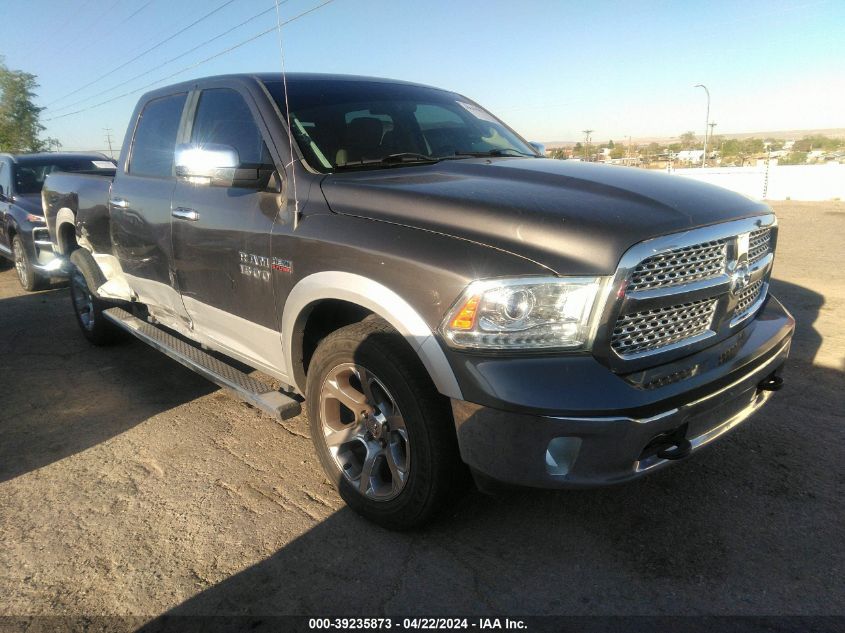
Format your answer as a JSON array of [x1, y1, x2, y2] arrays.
[[272, 258, 293, 273]]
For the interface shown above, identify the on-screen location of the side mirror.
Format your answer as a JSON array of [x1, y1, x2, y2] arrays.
[[175, 143, 239, 187], [529, 141, 546, 156]]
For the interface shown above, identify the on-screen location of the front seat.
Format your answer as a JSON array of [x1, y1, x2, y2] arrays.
[[335, 117, 384, 166]]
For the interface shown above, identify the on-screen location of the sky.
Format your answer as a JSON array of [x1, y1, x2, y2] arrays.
[[1, 0, 843, 153]]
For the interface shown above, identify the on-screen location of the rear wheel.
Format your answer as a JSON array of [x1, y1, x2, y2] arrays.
[[305, 318, 463, 530], [69, 261, 123, 345], [12, 235, 45, 291]]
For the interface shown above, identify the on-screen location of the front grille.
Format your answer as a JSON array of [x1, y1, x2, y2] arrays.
[[628, 240, 727, 291], [607, 217, 776, 362], [748, 228, 771, 264], [734, 279, 764, 320], [611, 298, 718, 357]]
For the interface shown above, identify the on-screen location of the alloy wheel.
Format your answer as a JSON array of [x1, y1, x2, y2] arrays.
[[71, 268, 96, 331], [319, 363, 410, 501], [13, 242, 28, 287]]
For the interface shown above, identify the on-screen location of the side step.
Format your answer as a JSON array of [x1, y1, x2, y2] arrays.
[[102, 307, 301, 421]]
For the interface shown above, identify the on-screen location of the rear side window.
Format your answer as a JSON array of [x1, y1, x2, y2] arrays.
[[0, 162, 9, 196], [190, 88, 271, 167], [129, 93, 187, 178]]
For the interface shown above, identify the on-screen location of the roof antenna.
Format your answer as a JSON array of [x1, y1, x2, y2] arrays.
[[273, 0, 300, 229]]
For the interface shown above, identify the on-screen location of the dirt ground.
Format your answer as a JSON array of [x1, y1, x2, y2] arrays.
[[0, 201, 843, 624]]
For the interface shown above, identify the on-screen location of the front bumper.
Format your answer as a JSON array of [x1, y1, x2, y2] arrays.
[[449, 295, 794, 488]]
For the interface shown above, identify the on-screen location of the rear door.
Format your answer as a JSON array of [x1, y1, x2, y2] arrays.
[[110, 92, 191, 323], [170, 86, 285, 371]]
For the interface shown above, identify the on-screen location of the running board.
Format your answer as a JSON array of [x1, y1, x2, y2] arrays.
[[102, 307, 301, 421]]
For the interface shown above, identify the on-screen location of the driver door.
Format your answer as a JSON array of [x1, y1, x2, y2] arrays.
[[170, 86, 285, 372]]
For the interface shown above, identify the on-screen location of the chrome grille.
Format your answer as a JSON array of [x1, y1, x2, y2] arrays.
[[734, 279, 764, 320], [628, 240, 727, 291], [748, 229, 771, 264], [611, 298, 718, 357], [605, 216, 777, 363]]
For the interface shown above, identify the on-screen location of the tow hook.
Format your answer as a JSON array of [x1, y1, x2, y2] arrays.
[[758, 374, 784, 392], [657, 437, 692, 461], [641, 425, 692, 462]]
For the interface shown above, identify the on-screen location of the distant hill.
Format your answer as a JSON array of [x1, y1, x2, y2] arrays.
[[544, 128, 845, 148]]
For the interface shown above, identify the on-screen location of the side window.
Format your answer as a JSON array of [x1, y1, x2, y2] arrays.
[[190, 89, 272, 168], [0, 162, 8, 197], [129, 93, 187, 178]]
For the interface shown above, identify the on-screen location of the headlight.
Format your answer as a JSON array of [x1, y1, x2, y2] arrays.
[[440, 277, 606, 351]]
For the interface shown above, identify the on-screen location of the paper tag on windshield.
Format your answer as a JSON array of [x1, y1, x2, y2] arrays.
[[92, 160, 115, 169], [457, 101, 498, 123]]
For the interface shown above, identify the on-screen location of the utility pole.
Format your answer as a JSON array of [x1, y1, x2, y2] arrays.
[[626, 135, 632, 166], [582, 129, 593, 162], [708, 122, 717, 164], [103, 128, 115, 159], [694, 84, 710, 168]]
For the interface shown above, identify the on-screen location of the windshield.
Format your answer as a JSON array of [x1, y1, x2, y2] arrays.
[[13, 159, 115, 194], [263, 79, 538, 172]]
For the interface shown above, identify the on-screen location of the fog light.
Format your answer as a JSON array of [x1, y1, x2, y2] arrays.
[[545, 437, 582, 476]]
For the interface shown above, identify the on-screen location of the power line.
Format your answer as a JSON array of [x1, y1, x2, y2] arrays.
[[31, 0, 98, 51], [57, 0, 161, 69], [119, 0, 156, 25], [45, 0, 239, 108], [44, 0, 336, 122], [49, 2, 284, 115]]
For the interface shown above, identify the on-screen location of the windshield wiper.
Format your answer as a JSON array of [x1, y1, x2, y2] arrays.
[[334, 153, 444, 170], [453, 148, 537, 158], [382, 152, 441, 163]]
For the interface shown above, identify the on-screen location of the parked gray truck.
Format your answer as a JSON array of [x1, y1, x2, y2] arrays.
[[43, 73, 794, 528]]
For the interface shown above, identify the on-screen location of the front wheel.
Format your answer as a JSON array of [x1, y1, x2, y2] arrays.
[[305, 318, 463, 530], [12, 235, 45, 291]]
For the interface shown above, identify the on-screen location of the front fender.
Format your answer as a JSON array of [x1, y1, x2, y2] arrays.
[[282, 271, 463, 400]]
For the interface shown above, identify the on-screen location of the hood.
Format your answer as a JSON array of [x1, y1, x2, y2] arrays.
[[320, 158, 771, 275], [12, 193, 44, 217]]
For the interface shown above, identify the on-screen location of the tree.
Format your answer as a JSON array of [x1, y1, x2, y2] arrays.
[[607, 139, 615, 149], [0, 56, 47, 153], [680, 131, 698, 149]]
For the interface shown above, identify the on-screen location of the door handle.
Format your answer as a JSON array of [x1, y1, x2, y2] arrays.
[[172, 208, 200, 221], [109, 197, 129, 208]]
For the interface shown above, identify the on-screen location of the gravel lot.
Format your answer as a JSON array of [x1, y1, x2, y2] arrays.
[[1, 201, 843, 624]]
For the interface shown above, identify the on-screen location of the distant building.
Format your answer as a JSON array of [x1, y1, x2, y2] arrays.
[[676, 150, 704, 164]]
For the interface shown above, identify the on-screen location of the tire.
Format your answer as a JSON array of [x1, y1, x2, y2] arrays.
[[12, 235, 45, 291], [305, 318, 463, 530], [68, 251, 123, 346]]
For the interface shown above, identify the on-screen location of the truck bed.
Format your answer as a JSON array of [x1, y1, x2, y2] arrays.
[[43, 171, 114, 255]]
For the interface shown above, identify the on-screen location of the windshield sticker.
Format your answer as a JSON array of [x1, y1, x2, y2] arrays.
[[457, 101, 498, 124], [91, 160, 115, 169]]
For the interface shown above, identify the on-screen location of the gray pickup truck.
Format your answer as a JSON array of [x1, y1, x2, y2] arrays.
[[43, 73, 794, 529]]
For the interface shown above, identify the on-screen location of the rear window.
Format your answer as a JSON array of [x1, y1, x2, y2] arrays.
[[129, 93, 187, 179]]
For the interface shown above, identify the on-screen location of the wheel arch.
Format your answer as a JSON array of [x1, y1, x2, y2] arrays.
[[282, 271, 462, 400], [54, 208, 78, 255]]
